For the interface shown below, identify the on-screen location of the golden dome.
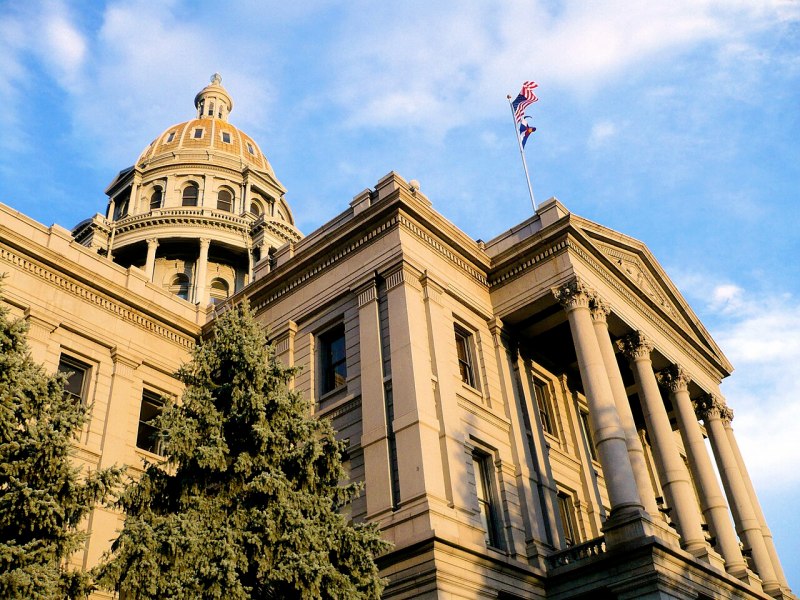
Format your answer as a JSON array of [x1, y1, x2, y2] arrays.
[[135, 74, 276, 178]]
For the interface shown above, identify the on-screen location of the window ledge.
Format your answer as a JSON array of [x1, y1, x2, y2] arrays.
[[319, 384, 348, 405]]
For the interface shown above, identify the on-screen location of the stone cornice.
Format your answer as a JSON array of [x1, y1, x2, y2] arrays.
[[0, 244, 197, 350], [250, 215, 400, 315], [112, 209, 252, 236]]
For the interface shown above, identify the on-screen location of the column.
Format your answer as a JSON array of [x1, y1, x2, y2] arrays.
[[618, 331, 707, 556], [193, 238, 210, 305], [589, 297, 662, 520], [725, 421, 791, 590], [658, 366, 747, 577], [696, 394, 781, 596], [144, 238, 159, 282], [355, 279, 394, 518], [552, 279, 643, 520]]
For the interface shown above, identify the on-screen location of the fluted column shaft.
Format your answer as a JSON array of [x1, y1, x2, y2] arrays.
[[194, 238, 210, 305], [554, 280, 642, 518], [697, 395, 780, 594], [590, 298, 661, 520], [725, 422, 790, 589], [144, 238, 159, 281], [620, 332, 706, 554], [659, 367, 747, 576]]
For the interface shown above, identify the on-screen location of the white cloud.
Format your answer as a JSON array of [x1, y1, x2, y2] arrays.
[[39, 8, 87, 90], [588, 120, 617, 149], [327, 0, 799, 133]]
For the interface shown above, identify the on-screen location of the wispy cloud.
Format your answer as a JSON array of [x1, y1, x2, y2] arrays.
[[588, 120, 617, 149]]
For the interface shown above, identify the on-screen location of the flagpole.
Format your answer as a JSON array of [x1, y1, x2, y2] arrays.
[[507, 95, 537, 212]]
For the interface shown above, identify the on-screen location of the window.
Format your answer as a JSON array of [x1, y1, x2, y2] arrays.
[[113, 198, 128, 220], [207, 101, 214, 116], [221, 131, 231, 143], [193, 128, 203, 139], [150, 187, 162, 210], [166, 131, 175, 143], [473, 451, 503, 548], [249, 199, 263, 216], [217, 189, 233, 212], [557, 491, 579, 547], [579, 409, 597, 461], [246, 142, 255, 155], [209, 278, 229, 304], [136, 390, 164, 455], [319, 324, 346, 395], [182, 183, 199, 206], [533, 378, 555, 435], [454, 325, 477, 388], [169, 273, 190, 300], [58, 355, 90, 404]]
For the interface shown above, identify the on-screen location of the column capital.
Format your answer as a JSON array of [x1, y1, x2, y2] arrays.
[[552, 277, 592, 310], [146, 237, 159, 247], [617, 330, 653, 361], [657, 364, 690, 393], [695, 393, 733, 423], [589, 294, 611, 323], [198, 237, 211, 249]]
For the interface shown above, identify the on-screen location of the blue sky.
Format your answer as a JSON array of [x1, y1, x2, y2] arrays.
[[1, 0, 799, 586]]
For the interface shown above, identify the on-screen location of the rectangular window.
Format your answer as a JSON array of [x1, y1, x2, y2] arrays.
[[193, 128, 203, 139], [136, 391, 164, 455], [579, 409, 597, 461], [473, 451, 503, 549], [221, 131, 231, 143], [454, 325, 477, 388], [58, 355, 90, 404], [166, 131, 175, 143], [533, 378, 555, 435], [557, 491, 579, 547], [246, 142, 255, 155], [319, 324, 347, 395]]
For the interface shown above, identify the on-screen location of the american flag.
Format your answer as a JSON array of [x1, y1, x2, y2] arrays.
[[511, 81, 539, 123]]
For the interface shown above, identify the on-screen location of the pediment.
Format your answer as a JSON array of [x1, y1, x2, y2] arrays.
[[572, 219, 731, 372]]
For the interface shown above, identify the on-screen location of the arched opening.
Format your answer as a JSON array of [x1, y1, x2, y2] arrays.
[[150, 187, 163, 210], [217, 189, 233, 212], [209, 278, 230, 304], [182, 183, 199, 207], [169, 273, 191, 300], [249, 199, 263, 216]]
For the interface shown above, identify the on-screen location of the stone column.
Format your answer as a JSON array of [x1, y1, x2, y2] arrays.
[[658, 366, 747, 577], [725, 421, 791, 590], [355, 278, 394, 518], [193, 238, 211, 305], [589, 297, 661, 520], [552, 279, 643, 520], [144, 238, 159, 282], [696, 394, 781, 596], [619, 331, 707, 556]]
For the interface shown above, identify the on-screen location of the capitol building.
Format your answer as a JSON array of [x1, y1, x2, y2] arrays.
[[0, 75, 795, 600]]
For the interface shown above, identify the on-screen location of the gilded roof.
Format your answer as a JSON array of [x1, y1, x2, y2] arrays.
[[137, 118, 274, 175]]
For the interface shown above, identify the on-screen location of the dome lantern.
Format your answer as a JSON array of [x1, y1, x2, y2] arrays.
[[194, 73, 234, 122]]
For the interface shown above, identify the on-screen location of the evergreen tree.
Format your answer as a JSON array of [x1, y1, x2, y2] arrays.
[[0, 284, 121, 599], [97, 302, 390, 599]]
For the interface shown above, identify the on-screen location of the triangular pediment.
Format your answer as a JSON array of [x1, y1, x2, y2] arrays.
[[571, 217, 732, 373]]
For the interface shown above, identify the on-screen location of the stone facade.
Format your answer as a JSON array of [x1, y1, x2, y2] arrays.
[[0, 76, 795, 600]]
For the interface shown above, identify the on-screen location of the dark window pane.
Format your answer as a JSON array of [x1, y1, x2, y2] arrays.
[[58, 356, 89, 403], [136, 392, 164, 454], [217, 190, 232, 212], [320, 325, 346, 395], [454, 327, 476, 388], [182, 185, 198, 206]]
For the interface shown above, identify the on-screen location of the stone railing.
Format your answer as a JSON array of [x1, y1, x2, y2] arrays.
[[545, 536, 607, 569]]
